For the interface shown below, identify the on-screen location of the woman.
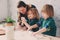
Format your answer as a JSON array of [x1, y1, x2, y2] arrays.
[[15, 1, 29, 30]]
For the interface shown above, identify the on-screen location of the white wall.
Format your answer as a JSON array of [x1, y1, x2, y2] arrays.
[[8, 0, 19, 22], [0, 0, 8, 22]]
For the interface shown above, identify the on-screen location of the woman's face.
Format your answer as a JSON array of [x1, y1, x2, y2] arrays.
[[28, 10, 34, 19], [18, 7, 26, 14]]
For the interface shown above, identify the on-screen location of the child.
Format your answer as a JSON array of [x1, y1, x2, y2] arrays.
[[23, 4, 57, 36], [21, 8, 40, 32]]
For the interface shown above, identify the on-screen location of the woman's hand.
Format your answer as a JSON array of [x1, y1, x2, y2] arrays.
[[21, 17, 26, 23]]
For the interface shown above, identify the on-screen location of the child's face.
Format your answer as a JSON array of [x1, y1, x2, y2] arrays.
[[41, 12, 49, 19], [28, 10, 34, 19], [18, 7, 26, 14]]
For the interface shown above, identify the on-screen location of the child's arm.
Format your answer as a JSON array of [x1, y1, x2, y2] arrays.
[[33, 20, 51, 35], [21, 17, 38, 30], [32, 27, 47, 35], [23, 22, 38, 30], [37, 27, 47, 33]]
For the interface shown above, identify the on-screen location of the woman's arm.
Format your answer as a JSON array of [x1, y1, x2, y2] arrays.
[[15, 22, 22, 30]]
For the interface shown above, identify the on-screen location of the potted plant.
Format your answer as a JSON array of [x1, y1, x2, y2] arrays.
[[5, 17, 15, 26], [5, 17, 15, 40]]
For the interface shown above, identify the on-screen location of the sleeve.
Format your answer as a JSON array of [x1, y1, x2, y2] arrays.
[[36, 18, 43, 27], [43, 21, 51, 31], [44, 21, 50, 28], [37, 21, 41, 27]]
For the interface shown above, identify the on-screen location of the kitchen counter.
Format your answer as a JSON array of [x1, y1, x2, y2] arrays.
[[0, 31, 60, 40]]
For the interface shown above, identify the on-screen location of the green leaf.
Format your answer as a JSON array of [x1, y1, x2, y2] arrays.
[[5, 17, 15, 23]]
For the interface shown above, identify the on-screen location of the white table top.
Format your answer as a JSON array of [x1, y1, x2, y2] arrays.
[[0, 31, 60, 40], [0, 24, 60, 40]]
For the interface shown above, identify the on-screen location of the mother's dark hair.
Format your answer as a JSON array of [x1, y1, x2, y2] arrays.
[[17, 1, 29, 11], [17, 1, 27, 8]]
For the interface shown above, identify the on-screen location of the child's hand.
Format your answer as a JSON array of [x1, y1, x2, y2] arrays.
[[32, 32, 38, 36], [32, 31, 41, 36], [27, 27, 31, 31], [27, 27, 33, 31]]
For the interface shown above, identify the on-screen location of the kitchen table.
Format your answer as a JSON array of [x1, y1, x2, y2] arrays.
[[0, 30, 60, 40]]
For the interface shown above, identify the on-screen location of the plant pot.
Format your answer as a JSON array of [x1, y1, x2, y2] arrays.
[[5, 23, 13, 26]]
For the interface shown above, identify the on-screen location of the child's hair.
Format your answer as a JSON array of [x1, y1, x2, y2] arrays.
[[41, 4, 54, 17], [27, 8, 40, 19]]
